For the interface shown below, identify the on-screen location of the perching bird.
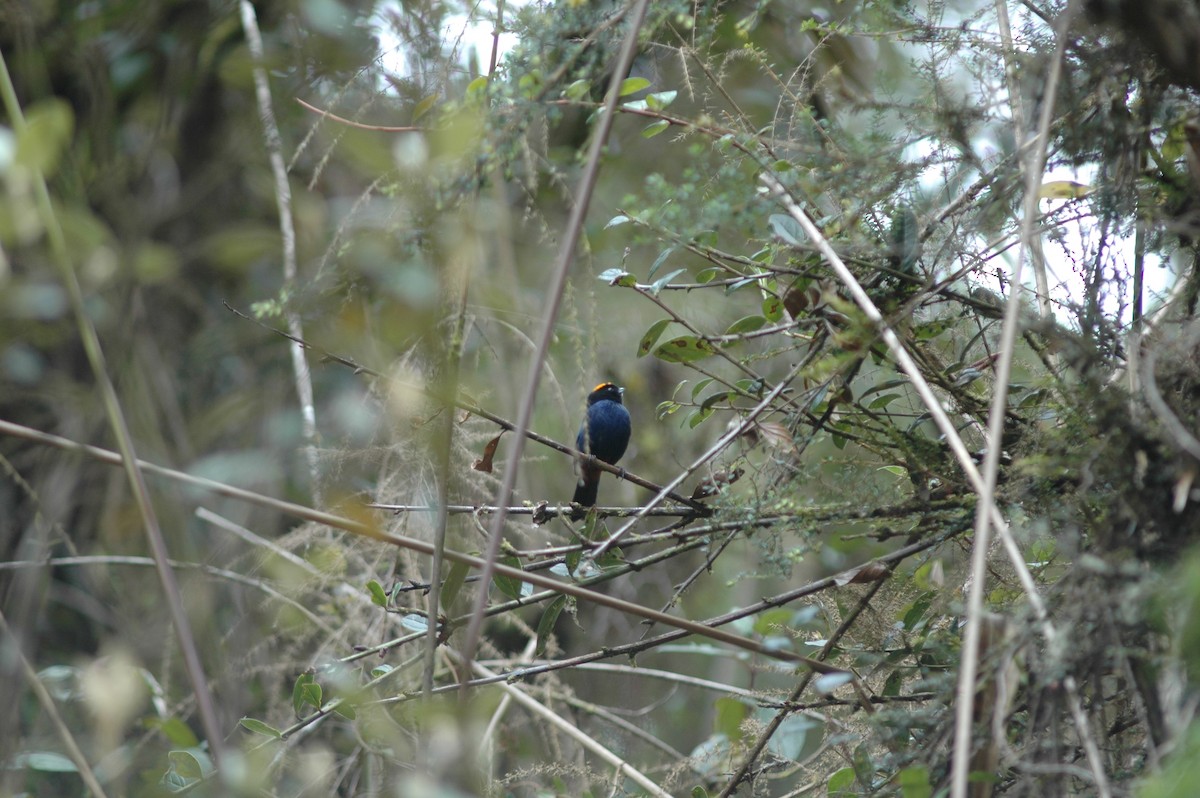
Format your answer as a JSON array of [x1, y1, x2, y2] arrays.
[[571, 382, 631, 520]]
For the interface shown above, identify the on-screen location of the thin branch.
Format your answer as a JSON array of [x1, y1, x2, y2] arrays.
[[295, 97, 422, 131], [590, 354, 812, 558], [995, 0, 1052, 320], [0, 608, 110, 798], [223, 302, 708, 513], [0, 555, 337, 636], [460, 0, 657, 680], [1139, 322, 1200, 460], [0, 418, 845, 671], [240, 1, 322, 504], [951, 4, 1109, 796], [719, 576, 890, 796], [451, 649, 674, 798], [761, 154, 1108, 794]]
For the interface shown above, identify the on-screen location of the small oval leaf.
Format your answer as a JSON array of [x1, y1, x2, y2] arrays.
[[637, 318, 672, 357], [619, 77, 651, 96], [654, 336, 718, 363], [642, 119, 670, 138]]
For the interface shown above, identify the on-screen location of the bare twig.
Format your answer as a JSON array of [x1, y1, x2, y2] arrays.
[[460, 0, 657, 680], [295, 96, 422, 131], [450, 649, 674, 798], [240, 1, 322, 504], [223, 302, 709, 513], [718, 577, 890, 796], [0, 418, 846, 671], [1139, 322, 1200, 460], [950, 4, 1109, 796]]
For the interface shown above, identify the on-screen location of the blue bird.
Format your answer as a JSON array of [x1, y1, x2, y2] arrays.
[[571, 382, 631, 519]]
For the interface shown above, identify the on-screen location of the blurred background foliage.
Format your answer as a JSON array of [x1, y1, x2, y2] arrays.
[[4, 0, 1200, 795]]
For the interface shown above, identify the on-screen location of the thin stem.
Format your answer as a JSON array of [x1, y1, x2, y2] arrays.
[[240, 1, 322, 504], [0, 608, 110, 798], [460, 0, 656, 679]]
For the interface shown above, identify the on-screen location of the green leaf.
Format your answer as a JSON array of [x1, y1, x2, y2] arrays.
[[913, 318, 953, 340], [814, 672, 854, 695], [441, 561, 470, 607], [564, 79, 590, 100], [293, 673, 322, 715], [493, 555, 526, 600], [882, 669, 904, 697], [466, 75, 489, 98], [897, 765, 932, 798], [656, 400, 682, 419], [690, 378, 715, 401], [17, 751, 78, 772], [647, 246, 677, 279], [16, 98, 74, 176], [724, 315, 767, 336], [239, 717, 283, 739], [700, 390, 734, 412], [768, 213, 805, 247], [762, 295, 784, 322], [604, 215, 631, 229], [150, 716, 199, 748], [695, 266, 720, 283], [618, 77, 651, 96], [868, 393, 901, 410], [654, 336, 718, 363], [714, 697, 748, 742], [645, 90, 678, 110], [366, 579, 387, 607], [901, 591, 936, 629], [725, 276, 758, 294], [688, 407, 714, 428], [412, 94, 439, 121], [333, 700, 357, 720], [736, 377, 765, 396], [766, 714, 821, 762], [400, 614, 428, 632], [167, 749, 213, 780], [598, 267, 637, 286], [649, 267, 686, 295], [637, 319, 672, 357], [536, 595, 568, 656], [642, 119, 670, 138], [828, 767, 857, 795]]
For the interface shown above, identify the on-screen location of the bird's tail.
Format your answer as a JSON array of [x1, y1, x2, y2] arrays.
[[571, 467, 601, 520]]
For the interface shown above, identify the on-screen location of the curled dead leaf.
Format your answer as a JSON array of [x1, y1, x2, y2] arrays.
[[473, 430, 506, 472]]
